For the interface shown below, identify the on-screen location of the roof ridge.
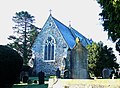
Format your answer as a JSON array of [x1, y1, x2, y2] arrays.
[[52, 16, 76, 49], [52, 16, 77, 39], [52, 16, 70, 29]]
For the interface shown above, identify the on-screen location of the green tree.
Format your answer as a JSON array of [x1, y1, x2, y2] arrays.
[[87, 42, 119, 77], [87, 42, 100, 77], [97, 42, 119, 76], [8, 11, 39, 65], [97, 0, 120, 54]]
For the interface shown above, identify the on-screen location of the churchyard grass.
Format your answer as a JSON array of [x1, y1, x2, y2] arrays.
[[12, 76, 49, 88], [13, 84, 48, 88]]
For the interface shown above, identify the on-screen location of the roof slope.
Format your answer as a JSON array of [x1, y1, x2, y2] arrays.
[[52, 17, 75, 49], [71, 27, 92, 47], [52, 16, 91, 49]]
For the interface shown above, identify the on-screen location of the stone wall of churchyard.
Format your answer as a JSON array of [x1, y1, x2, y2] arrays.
[[32, 16, 68, 75], [48, 78, 120, 88]]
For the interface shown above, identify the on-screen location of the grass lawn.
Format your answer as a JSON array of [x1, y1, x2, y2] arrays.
[[12, 76, 49, 88], [12, 84, 48, 88]]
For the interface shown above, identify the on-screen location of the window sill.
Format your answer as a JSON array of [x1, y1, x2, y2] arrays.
[[43, 60, 55, 62]]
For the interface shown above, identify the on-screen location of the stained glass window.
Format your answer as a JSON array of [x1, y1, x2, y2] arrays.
[[44, 37, 55, 61]]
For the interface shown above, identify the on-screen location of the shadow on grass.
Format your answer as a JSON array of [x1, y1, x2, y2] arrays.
[[12, 84, 48, 88], [12, 76, 50, 88]]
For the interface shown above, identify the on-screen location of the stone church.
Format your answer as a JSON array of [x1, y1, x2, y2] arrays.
[[32, 14, 92, 78]]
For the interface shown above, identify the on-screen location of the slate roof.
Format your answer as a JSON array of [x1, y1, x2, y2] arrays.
[[52, 16, 92, 49]]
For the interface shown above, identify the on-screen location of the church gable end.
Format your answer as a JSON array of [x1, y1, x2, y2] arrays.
[[32, 14, 68, 75]]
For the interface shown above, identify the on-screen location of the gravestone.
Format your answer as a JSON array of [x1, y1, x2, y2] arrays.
[[64, 57, 71, 79], [56, 68, 61, 78], [66, 38, 88, 79], [23, 76, 28, 83], [20, 71, 25, 81], [102, 68, 113, 78], [27, 79, 32, 84], [64, 70, 69, 79], [22, 71, 29, 83], [38, 71, 45, 85], [34, 80, 37, 84]]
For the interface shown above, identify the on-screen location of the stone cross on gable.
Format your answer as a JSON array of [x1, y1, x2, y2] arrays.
[[69, 21, 71, 27], [49, 9, 52, 15]]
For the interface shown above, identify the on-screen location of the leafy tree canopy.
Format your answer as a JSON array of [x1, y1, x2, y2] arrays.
[[97, 0, 120, 54], [87, 41, 119, 77]]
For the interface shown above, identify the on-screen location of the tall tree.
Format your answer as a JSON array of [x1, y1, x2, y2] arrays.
[[97, 0, 120, 54], [87, 41, 119, 77], [8, 11, 39, 65]]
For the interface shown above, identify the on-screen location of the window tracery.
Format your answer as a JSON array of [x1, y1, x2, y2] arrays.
[[44, 36, 55, 62]]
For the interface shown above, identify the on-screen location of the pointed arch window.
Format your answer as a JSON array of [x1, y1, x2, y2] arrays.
[[44, 36, 55, 62]]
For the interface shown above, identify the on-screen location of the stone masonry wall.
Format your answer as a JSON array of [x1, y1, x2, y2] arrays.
[[32, 16, 68, 75]]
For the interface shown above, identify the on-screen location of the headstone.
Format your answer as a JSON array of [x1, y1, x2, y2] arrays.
[[64, 57, 71, 79], [38, 71, 45, 85], [27, 79, 32, 84], [102, 68, 113, 78], [102, 68, 109, 78], [20, 71, 25, 81], [56, 68, 61, 78], [34, 80, 37, 84], [64, 70, 69, 79], [23, 76, 28, 83], [22, 71, 29, 83], [69, 38, 88, 79]]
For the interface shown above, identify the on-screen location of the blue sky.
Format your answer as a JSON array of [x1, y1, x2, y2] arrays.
[[0, 0, 119, 62]]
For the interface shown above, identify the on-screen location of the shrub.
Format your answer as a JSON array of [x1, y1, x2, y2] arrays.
[[0, 45, 23, 88]]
